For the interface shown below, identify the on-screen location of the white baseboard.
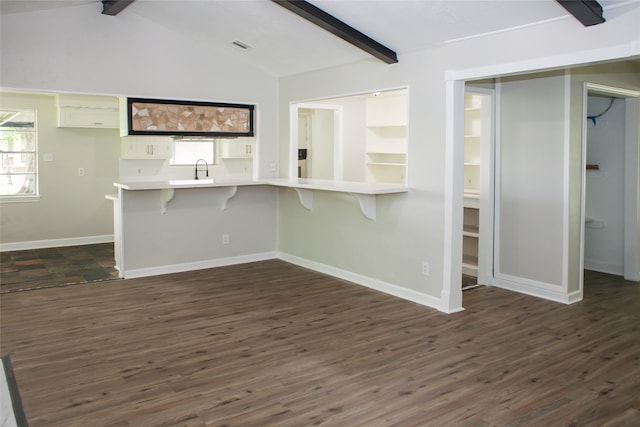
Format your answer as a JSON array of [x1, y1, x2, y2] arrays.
[[0, 235, 114, 252], [584, 259, 624, 276], [123, 252, 278, 279], [493, 273, 582, 304], [278, 252, 445, 312]]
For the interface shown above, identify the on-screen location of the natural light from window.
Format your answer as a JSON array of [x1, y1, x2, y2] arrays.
[[0, 109, 38, 199], [170, 138, 215, 165]]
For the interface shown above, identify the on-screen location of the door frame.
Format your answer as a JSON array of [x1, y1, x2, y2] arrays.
[[289, 103, 343, 181], [464, 87, 496, 286], [580, 83, 640, 284]]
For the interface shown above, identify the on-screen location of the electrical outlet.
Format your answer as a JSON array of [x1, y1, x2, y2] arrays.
[[269, 162, 277, 173], [421, 261, 430, 276], [78, 167, 85, 177], [222, 233, 230, 245], [43, 153, 54, 162]]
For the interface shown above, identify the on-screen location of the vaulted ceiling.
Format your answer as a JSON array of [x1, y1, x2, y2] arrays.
[[0, 0, 635, 76]]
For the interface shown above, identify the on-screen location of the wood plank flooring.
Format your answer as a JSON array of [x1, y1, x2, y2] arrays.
[[0, 261, 638, 426]]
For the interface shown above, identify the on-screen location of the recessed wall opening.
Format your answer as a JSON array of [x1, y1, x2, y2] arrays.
[[290, 88, 409, 185]]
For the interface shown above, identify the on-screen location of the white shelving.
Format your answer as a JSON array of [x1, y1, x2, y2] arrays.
[[365, 91, 407, 184], [462, 92, 482, 279]]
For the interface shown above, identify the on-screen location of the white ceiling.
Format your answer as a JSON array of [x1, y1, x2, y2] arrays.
[[0, 0, 635, 76]]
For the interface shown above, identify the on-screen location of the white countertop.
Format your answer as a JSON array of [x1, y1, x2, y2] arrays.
[[114, 178, 409, 195]]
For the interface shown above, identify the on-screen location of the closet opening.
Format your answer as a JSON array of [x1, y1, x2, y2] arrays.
[[581, 84, 640, 288]]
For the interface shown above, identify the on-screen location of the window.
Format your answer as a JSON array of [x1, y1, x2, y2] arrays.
[[0, 109, 38, 199], [170, 137, 215, 165]]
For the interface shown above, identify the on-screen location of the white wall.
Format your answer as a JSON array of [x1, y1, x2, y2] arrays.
[[278, 51, 453, 307], [0, 3, 278, 248], [584, 96, 626, 275], [309, 109, 334, 180], [119, 185, 277, 275], [495, 73, 566, 290], [278, 3, 639, 310], [0, 92, 120, 248]]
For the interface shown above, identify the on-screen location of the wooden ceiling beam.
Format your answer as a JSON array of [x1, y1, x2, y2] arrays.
[[102, 0, 135, 16], [556, 0, 605, 26], [271, 0, 398, 64]]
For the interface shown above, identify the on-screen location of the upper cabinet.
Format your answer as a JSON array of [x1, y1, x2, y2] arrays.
[[119, 97, 255, 138], [56, 95, 119, 129]]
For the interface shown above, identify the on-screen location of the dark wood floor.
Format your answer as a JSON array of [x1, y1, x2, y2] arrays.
[[0, 261, 638, 426]]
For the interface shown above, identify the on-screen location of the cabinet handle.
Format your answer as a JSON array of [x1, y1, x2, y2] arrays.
[[91, 122, 104, 126], [150, 144, 154, 155]]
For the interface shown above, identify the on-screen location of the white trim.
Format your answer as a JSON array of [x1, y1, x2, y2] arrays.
[[493, 273, 582, 304], [289, 102, 344, 182], [123, 251, 277, 279], [278, 252, 454, 313], [493, 81, 503, 280], [445, 43, 639, 82], [582, 83, 640, 283], [562, 72, 571, 292], [443, 0, 639, 45], [442, 80, 465, 313], [624, 97, 640, 281], [0, 234, 113, 252]]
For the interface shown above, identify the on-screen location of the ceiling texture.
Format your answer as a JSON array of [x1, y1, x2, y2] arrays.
[[0, 0, 637, 76]]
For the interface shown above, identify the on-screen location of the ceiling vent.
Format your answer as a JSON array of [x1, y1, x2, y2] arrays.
[[232, 40, 253, 50]]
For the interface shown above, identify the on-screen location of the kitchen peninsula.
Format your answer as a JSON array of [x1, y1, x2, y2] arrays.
[[109, 179, 408, 279]]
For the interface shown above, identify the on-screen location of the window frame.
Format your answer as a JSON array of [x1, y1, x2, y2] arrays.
[[169, 137, 216, 166], [0, 108, 40, 203]]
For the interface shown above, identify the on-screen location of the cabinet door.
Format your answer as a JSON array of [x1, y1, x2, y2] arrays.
[[57, 107, 119, 128], [121, 137, 171, 159], [220, 140, 253, 158]]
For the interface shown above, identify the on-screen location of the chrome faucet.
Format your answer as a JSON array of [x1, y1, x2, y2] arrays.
[[195, 159, 209, 180]]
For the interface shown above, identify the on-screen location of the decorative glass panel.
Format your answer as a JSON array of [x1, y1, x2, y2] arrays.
[[126, 98, 254, 137]]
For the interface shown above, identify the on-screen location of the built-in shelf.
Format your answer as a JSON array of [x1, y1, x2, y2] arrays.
[[462, 92, 483, 280]]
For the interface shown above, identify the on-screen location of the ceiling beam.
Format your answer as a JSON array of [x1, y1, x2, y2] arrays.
[[556, 0, 605, 26], [271, 0, 398, 64], [102, 0, 135, 16]]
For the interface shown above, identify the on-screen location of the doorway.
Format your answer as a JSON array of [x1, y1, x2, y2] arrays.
[[581, 83, 640, 284], [290, 103, 343, 181], [462, 87, 495, 292]]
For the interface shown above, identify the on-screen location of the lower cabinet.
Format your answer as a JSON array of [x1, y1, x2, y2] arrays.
[[121, 136, 172, 159]]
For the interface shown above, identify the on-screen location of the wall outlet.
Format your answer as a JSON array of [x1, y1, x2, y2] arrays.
[[269, 162, 277, 173], [421, 261, 430, 276], [222, 233, 230, 244], [78, 167, 85, 177], [43, 153, 54, 162]]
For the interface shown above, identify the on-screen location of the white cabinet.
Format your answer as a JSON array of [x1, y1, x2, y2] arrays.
[[121, 136, 172, 159], [365, 91, 408, 184], [219, 139, 253, 159], [56, 95, 119, 129]]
